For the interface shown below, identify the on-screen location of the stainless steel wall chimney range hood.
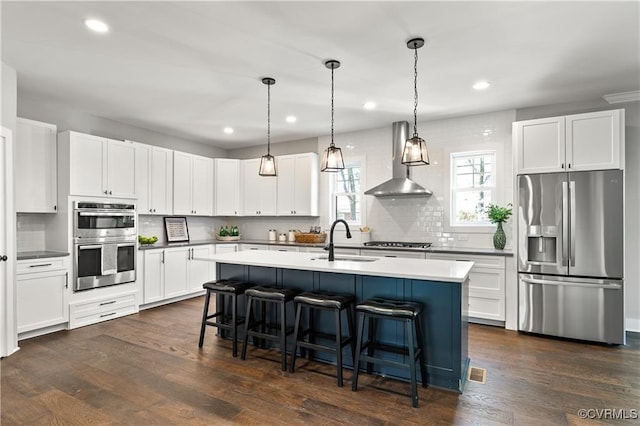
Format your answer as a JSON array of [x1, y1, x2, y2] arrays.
[[364, 121, 432, 197]]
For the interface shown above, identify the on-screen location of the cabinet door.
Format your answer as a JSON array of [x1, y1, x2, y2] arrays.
[[150, 147, 174, 215], [514, 117, 565, 174], [143, 249, 164, 304], [17, 270, 68, 333], [259, 174, 277, 215], [106, 139, 136, 198], [191, 155, 213, 216], [164, 248, 189, 298], [214, 159, 240, 216], [69, 132, 105, 196], [189, 245, 213, 292], [173, 151, 193, 215], [133, 142, 150, 213], [276, 155, 295, 215], [15, 118, 57, 213], [566, 109, 622, 171], [242, 159, 261, 216], [293, 153, 318, 215]]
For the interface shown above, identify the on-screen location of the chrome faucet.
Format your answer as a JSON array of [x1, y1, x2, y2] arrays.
[[327, 219, 352, 261]]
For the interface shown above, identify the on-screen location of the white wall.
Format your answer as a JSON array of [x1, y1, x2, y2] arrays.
[[1, 63, 17, 134]]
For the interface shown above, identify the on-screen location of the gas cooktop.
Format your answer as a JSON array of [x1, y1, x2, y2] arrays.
[[363, 241, 432, 249]]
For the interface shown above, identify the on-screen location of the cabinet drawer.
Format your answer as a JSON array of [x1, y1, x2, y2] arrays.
[[469, 295, 505, 321], [468, 267, 505, 293], [240, 244, 266, 251], [269, 245, 300, 252], [69, 291, 138, 329], [17, 257, 67, 274], [361, 249, 426, 259], [429, 253, 505, 269]]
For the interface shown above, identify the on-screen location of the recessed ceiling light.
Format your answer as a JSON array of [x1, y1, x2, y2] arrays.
[[286, 115, 297, 123], [84, 19, 109, 33], [223, 127, 234, 134], [363, 101, 376, 110], [473, 81, 491, 91]]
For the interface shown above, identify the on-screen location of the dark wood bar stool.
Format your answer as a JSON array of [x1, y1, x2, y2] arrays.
[[198, 279, 253, 357], [351, 297, 428, 408], [241, 286, 300, 371], [289, 291, 356, 387]]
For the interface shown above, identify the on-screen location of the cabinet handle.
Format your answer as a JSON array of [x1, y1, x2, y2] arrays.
[[568, 163, 571, 169], [153, 209, 156, 213], [104, 190, 108, 195], [0, 255, 7, 262], [100, 300, 117, 306], [54, 205, 57, 211], [109, 190, 113, 195], [100, 312, 116, 318], [162, 251, 165, 264], [29, 263, 52, 268], [561, 163, 564, 169], [65, 272, 68, 289], [149, 208, 153, 213]]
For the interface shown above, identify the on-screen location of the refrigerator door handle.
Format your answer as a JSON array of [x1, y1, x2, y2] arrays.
[[562, 181, 569, 266], [520, 277, 622, 290], [570, 180, 576, 267]]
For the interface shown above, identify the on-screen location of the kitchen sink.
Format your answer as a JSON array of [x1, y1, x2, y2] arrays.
[[310, 255, 378, 262]]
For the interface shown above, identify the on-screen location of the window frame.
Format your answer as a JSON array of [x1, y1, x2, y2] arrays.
[[329, 157, 366, 227], [444, 144, 504, 233]]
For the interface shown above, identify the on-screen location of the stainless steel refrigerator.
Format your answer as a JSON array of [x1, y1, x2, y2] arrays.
[[518, 169, 624, 344]]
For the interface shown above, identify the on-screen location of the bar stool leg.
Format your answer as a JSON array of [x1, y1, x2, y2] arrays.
[[241, 296, 254, 360], [198, 289, 212, 347], [347, 303, 356, 362], [280, 301, 287, 371], [289, 303, 303, 373], [335, 308, 343, 387], [406, 319, 418, 408], [415, 315, 428, 387], [231, 293, 238, 357], [366, 317, 377, 374], [352, 312, 365, 391]]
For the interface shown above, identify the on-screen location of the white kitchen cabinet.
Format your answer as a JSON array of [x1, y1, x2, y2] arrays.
[[173, 151, 213, 216], [16, 257, 69, 334], [142, 245, 212, 305], [428, 253, 506, 323], [214, 158, 241, 216], [361, 249, 426, 260], [133, 142, 174, 215], [241, 158, 277, 216], [216, 244, 238, 254], [15, 118, 58, 213], [268, 245, 300, 252], [240, 244, 265, 251], [58, 131, 136, 198], [276, 153, 319, 216], [68, 291, 137, 329], [514, 109, 624, 175]]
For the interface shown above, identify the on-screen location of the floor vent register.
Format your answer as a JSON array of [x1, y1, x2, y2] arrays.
[[467, 366, 487, 384]]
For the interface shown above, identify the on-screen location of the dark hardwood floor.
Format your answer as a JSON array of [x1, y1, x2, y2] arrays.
[[2, 296, 638, 425]]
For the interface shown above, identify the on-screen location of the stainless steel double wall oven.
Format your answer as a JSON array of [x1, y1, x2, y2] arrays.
[[73, 202, 137, 291]]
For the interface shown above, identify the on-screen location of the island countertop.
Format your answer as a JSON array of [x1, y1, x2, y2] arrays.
[[205, 249, 473, 283]]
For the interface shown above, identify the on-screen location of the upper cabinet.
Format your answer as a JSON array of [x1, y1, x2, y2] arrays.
[[173, 151, 213, 216], [15, 118, 58, 213], [277, 153, 319, 216], [214, 159, 241, 216], [514, 109, 624, 175], [132, 143, 174, 215], [58, 131, 136, 198], [241, 158, 277, 216]]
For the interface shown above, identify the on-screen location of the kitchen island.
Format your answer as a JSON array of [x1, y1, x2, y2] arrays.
[[206, 250, 473, 393]]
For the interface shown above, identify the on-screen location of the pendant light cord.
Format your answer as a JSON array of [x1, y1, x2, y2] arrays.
[[267, 82, 271, 155], [330, 65, 335, 147], [413, 42, 419, 137]]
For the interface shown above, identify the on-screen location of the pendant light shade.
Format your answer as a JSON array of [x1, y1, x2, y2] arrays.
[[402, 38, 430, 166], [259, 77, 277, 176], [321, 59, 345, 172]]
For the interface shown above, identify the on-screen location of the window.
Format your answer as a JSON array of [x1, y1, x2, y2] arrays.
[[450, 150, 495, 226], [331, 160, 364, 226]]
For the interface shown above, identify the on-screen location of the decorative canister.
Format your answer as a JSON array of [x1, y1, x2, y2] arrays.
[[288, 230, 296, 242], [268, 229, 277, 241], [278, 233, 287, 242]]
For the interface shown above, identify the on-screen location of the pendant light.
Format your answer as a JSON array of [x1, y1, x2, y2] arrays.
[[320, 59, 345, 172], [401, 38, 430, 166], [259, 77, 277, 176]]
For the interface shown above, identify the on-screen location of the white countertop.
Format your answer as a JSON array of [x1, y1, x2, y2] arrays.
[[202, 250, 473, 283]]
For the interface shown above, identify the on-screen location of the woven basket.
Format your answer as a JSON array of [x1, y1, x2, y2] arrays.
[[294, 232, 327, 244]]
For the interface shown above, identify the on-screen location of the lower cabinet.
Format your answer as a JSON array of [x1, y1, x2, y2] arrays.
[[16, 257, 70, 334], [69, 291, 138, 329], [360, 249, 426, 259], [428, 253, 506, 323], [142, 245, 213, 305]]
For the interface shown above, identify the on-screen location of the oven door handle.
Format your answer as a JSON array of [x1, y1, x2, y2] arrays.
[[78, 244, 103, 250], [78, 212, 134, 217], [117, 243, 136, 248]]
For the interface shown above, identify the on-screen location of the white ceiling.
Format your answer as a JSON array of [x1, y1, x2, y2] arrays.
[[2, 1, 639, 150]]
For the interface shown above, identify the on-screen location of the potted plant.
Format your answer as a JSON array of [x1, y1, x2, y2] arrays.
[[486, 203, 513, 249]]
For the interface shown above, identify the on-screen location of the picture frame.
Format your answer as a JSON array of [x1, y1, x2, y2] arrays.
[[164, 216, 190, 243]]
